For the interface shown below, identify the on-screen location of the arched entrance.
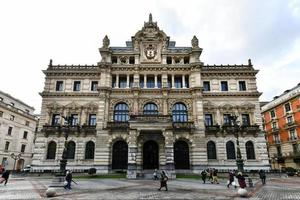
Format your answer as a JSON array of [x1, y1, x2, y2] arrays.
[[174, 140, 190, 169], [112, 140, 128, 170], [16, 159, 24, 171], [143, 140, 159, 169]]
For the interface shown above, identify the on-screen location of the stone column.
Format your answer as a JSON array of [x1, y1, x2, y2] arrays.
[[163, 130, 175, 178], [171, 75, 175, 89], [127, 130, 138, 179], [116, 74, 119, 88], [182, 75, 186, 88], [154, 75, 158, 88], [144, 75, 147, 88], [126, 74, 130, 88]]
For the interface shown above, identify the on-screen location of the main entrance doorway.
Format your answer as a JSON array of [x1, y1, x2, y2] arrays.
[[174, 140, 190, 169], [112, 140, 128, 170], [143, 140, 159, 169]]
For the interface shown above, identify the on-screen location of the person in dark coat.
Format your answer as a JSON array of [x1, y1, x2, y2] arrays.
[[64, 170, 73, 190], [258, 170, 266, 185], [1, 169, 10, 186], [158, 171, 168, 191], [236, 172, 246, 189], [201, 169, 207, 184], [227, 170, 234, 188]]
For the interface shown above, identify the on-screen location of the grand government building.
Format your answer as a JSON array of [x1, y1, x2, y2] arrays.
[[32, 15, 269, 177]]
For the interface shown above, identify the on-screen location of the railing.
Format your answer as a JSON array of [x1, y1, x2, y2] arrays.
[[173, 122, 194, 130], [106, 122, 129, 130], [130, 115, 172, 122], [285, 121, 298, 129], [221, 124, 235, 133], [271, 127, 279, 133], [241, 125, 260, 133], [205, 125, 221, 134], [288, 136, 298, 141], [42, 124, 96, 135]]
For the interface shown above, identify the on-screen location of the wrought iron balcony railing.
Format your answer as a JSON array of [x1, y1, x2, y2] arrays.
[[241, 125, 260, 133], [172, 122, 194, 130], [42, 124, 96, 135], [130, 115, 172, 122], [205, 125, 221, 134]]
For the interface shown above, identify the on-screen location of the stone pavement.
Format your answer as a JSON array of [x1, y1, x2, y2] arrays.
[[0, 176, 300, 199]]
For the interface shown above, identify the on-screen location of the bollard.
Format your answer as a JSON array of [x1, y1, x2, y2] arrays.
[[248, 177, 253, 188]]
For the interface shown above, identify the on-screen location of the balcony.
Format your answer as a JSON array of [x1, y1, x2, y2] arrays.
[[241, 125, 260, 134], [285, 121, 298, 129], [130, 115, 172, 122], [172, 122, 194, 130], [42, 125, 61, 135], [42, 124, 96, 136], [271, 127, 280, 133], [288, 136, 298, 141], [221, 124, 235, 134], [106, 122, 129, 130], [81, 125, 97, 134], [274, 139, 281, 144], [205, 125, 221, 134]]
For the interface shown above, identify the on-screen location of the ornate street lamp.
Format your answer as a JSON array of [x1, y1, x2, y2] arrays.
[[11, 153, 22, 172], [229, 115, 244, 172]]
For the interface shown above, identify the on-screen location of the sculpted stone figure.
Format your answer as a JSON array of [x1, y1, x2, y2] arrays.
[[191, 35, 199, 48], [102, 35, 110, 48]]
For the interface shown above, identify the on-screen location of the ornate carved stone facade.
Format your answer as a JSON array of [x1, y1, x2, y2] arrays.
[[32, 14, 269, 177]]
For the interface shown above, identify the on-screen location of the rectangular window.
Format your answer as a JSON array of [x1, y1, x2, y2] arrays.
[[55, 81, 64, 91], [221, 81, 228, 91], [73, 81, 81, 91], [10, 115, 15, 121], [157, 76, 162, 88], [8, 127, 13, 135], [147, 76, 155, 88], [119, 76, 127, 88], [140, 75, 144, 88], [203, 81, 210, 91], [0, 111, 3, 117], [238, 81, 247, 91], [129, 76, 134, 88], [91, 81, 98, 91], [167, 57, 172, 64], [284, 103, 291, 112], [89, 114, 97, 126], [51, 114, 60, 125], [4, 142, 9, 151], [112, 56, 117, 64], [174, 76, 182, 88], [223, 114, 231, 125], [23, 131, 28, 139], [21, 144, 26, 153], [71, 114, 78, 126], [276, 146, 282, 155], [290, 129, 297, 140], [272, 122, 277, 129], [287, 116, 293, 124], [185, 76, 189, 88], [167, 76, 172, 88], [274, 134, 280, 144], [112, 75, 116, 88], [242, 114, 250, 126], [25, 121, 30, 126], [270, 110, 275, 118], [129, 56, 135, 64], [205, 114, 213, 126]]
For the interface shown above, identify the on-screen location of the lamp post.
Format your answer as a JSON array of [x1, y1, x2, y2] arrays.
[[11, 153, 22, 172], [229, 115, 244, 172]]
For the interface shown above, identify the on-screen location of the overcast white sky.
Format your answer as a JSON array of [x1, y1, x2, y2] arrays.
[[0, 0, 299, 113]]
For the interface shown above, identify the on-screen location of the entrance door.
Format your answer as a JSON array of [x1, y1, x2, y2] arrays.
[[112, 140, 128, 170], [16, 159, 24, 171], [174, 141, 190, 169], [143, 140, 159, 169]]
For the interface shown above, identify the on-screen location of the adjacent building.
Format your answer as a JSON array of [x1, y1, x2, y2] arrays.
[[0, 90, 38, 171], [32, 14, 269, 177], [261, 83, 300, 170]]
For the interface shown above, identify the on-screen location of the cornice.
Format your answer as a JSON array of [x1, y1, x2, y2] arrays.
[[40, 92, 99, 98], [0, 102, 37, 121], [203, 91, 262, 97]]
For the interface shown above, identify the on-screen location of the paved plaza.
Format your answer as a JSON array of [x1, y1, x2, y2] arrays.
[[1, 176, 300, 199]]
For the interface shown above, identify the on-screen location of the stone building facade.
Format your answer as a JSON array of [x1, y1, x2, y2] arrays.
[[32, 15, 269, 177], [261, 83, 300, 170], [0, 90, 37, 171]]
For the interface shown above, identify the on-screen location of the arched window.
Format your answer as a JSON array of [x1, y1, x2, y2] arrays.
[[207, 141, 217, 159], [246, 141, 255, 159], [85, 141, 95, 159], [114, 103, 129, 122], [143, 103, 158, 115], [66, 141, 76, 159], [172, 103, 188, 122], [226, 141, 236, 159], [46, 141, 56, 159]]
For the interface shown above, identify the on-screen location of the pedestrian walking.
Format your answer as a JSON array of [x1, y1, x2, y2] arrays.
[[236, 172, 246, 189], [208, 168, 213, 182], [158, 170, 168, 191], [211, 168, 219, 184], [201, 169, 207, 184], [0, 169, 10, 186], [258, 169, 266, 185], [64, 170, 73, 190], [153, 169, 158, 180], [227, 170, 234, 188]]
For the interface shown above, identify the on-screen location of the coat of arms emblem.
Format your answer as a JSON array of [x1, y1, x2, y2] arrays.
[[144, 44, 157, 59]]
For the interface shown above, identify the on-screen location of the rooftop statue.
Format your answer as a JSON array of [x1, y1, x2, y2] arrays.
[[102, 35, 110, 48]]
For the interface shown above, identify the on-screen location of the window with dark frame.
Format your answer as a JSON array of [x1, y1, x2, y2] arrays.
[[143, 103, 158, 115], [174, 76, 182, 88], [242, 114, 250, 126], [70, 114, 79, 126], [5, 141, 9, 151], [203, 81, 210, 91], [284, 103, 291, 112], [205, 114, 213, 126], [85, 141, 95, 159], [223, 114, 231, 125], [46, 141, 57, 159], [114, 103, 129, 122], [270, 110, 275, 118], [226, 141, 236, 159], [221, 81, 228, 91], [21, 144, 26, 153], [238, 81, 247, 91], [73, 81, 81, 91], [207, 141, 217, 159], [25, 121, 30, 126], [51, 114, 60, 125], [23, 131, 28, 139], [245, 141, 255, 159], [172, 103, 188, 122], [55, 81, 64, 91], [10, 115, 15, 121], [89, 114, 97, 126], [8, 127, 13, 135], [287, 116, 293, 124], [91, 81, 98, 91]]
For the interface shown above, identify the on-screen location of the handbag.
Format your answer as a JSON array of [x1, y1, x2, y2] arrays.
[[64, 181, 68, 186]]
